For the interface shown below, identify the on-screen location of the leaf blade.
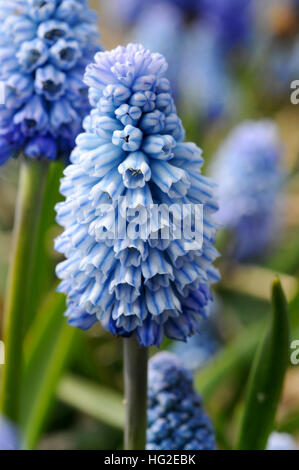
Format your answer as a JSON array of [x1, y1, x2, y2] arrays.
[[236, 278, 290, 450], [57, 374, 125, 430], [20, 291, 76, 449]]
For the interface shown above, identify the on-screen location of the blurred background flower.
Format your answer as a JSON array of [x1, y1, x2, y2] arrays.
[[147, 352, 215, 450], [210, 120, 284, 262]]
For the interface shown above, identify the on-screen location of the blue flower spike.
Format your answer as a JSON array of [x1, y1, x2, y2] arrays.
[[147, 352, 216, 450], [211, 120, 284, 261], [0, 0, 100, 164], [55, 44, 220, 347]]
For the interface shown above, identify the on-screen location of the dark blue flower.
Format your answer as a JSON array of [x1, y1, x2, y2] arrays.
[[25, 134, 57, 160], [201, 0, 253, 53], [0, 0, 100, 164], [55, 44, 220, 347], [147, 352, 216, 450]]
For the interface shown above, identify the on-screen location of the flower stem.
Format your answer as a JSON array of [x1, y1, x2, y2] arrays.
[[123, 336, 148, 450], [0, 157, 49, 422]]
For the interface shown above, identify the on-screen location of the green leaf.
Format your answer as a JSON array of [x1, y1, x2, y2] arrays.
[[195, 320, 263, 400], [20, 290, 76, 449], [57, 374, 124, 430], [236, 278, 290, 450]]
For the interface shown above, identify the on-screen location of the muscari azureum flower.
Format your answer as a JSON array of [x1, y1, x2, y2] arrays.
[[147, 352, 215, 450], [55, 43, 220, 347], [0, 0, 99, 165], [211, 120, 283, 261]]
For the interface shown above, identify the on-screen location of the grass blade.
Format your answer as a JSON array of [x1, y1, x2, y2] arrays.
[[20, 291, 76, 449]]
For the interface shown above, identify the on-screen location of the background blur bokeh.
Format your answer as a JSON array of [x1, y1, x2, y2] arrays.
[[0, 0, 299, 450]]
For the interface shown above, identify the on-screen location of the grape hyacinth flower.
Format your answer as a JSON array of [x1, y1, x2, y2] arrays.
[[0, 416, 20, 450], [147, 352, 215, 450], [55, 43, 220, 347], [0, 0, 99, 165], [211, 120, 284, 261], [201, 0, 253, 54]]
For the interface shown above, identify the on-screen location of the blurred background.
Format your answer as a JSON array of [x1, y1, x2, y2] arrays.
[[0, 0, 299, 450]]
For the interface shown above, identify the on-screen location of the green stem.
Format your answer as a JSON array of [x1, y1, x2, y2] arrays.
[[123, 336, 148, 450], [0, 158, 49, 422]]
